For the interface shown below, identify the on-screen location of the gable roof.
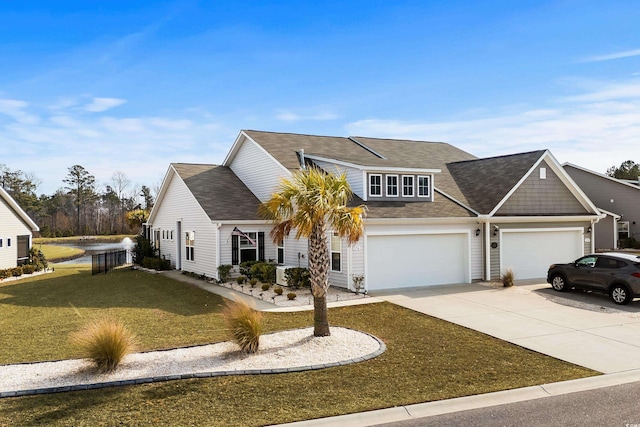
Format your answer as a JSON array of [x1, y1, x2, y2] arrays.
[[172, 164, 263, 221], [563, 163, 640, 192], [0, 186, 39, 232], [447, 150, 547, 214]]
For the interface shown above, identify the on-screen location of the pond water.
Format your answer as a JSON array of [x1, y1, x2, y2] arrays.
[[51, 237, 135, 264]]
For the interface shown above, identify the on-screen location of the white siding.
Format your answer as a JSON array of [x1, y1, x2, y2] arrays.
[[218, 224, 278, 268], [311, 160, 365, 200], [230, 137, 289, 202], [284, 235, 309, 268], [0, 197, 33, 270], [151, 173, 218, 278]]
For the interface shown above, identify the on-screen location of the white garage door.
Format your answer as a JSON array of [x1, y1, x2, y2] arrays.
[[367, 233, 470, 290], [501, 229, 583, 280]]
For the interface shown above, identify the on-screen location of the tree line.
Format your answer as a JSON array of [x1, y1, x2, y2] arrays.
[[1, 164, 155, 237]]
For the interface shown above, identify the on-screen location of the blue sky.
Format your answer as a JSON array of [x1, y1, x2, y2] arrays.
[[1, 1, 639, 195]]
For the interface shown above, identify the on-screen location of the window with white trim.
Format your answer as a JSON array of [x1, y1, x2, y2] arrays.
[[402, 175, 414, 197], [277, 238, 284, 264], [417, 175, 431, 197], [618, 221, 630, 241], [331, 232, 341, 272], [185, 231, 195, 261], [386, 175, 398, 197], [369, 174, 382, 197]]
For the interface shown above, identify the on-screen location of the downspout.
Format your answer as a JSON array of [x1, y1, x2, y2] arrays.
[[215, 223, 222, 280], [484, 221, 491, 281]]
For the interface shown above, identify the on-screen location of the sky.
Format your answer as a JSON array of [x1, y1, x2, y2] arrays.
[[1, 1, 639, 196]]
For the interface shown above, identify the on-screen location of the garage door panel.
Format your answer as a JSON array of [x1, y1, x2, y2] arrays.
[[502, 230, 583, 280], [367, 233, 469, 290]]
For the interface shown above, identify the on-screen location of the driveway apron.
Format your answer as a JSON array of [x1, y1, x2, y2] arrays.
[[371, 282, 640, 374]]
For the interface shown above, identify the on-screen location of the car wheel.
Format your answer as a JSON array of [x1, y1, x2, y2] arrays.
[[611, 285, 631, 305], [551, 274, 567, 292]]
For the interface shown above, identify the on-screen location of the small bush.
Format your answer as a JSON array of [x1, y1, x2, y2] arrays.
[[502, 268, 515, 287], [251, 262, 277, 283], [141, 257, 171, 271], [239, 260, 260, 278], [249, 278, 258, 287], [222, 299, 263, 353], [11, 267, 23, 277], [217, 264, 233, 282], [21, 264, 36, 275], [284, 268, 311, 289], [261, 283, 270, 291], [70, 317, 137, 373], [29, 248, 48, 271], [274, 287, 283, 296], [0, 269, 9, 280], [287, 292, 297, 300], [236, 276, 246, 284]]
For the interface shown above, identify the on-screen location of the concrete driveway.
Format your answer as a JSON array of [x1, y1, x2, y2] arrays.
[[371, 280, 640, 374]]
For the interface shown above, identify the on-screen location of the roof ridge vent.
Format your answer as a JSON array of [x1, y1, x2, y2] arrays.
[[348, 137, 386, 159]]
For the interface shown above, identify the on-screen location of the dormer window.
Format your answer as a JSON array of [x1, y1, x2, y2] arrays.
[[386, 175, 398, 197], [418, 175, 431, 197], [369, 174, 382, 197], [402, 175, 414, 197]]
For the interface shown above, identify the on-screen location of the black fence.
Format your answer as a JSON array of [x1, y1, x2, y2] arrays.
[[92, 249, 132, 275]]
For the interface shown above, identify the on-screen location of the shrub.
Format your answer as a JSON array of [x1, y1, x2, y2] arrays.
[[261, 283, 270, 291], [284, 268, 311, 289], [222, 299, 263, 353], [217, 264, 233, 282], [239, 260, 259, 278], [29, 248, 48, 271], [502, 268, 515, 288], [0, 269, 8, 280], [251, 262, 277, 283], [21, 264, 36, 275], [249, 278, 258, 287], [236, 276, 246, 285], [287, 292, 297, 300], [132, 234, 156, 265], [274, 287, 283, 296], [70, 317, 137, 373], [141, 257, 171, 271], [11, 267, 23, 277]]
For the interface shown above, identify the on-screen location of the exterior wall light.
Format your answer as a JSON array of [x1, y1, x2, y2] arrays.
[[475, 228, 481, 236], [493, 225, 500, 236]]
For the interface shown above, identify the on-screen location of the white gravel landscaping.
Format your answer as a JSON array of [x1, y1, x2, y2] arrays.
[[0, 327, 383, 396]]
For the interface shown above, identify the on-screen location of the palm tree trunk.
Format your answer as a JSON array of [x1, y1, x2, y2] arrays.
[[313, 294, 330, 336], [309, 220, 330, 336]]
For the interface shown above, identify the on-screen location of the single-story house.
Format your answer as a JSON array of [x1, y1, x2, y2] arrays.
[[563, 163, 640, 250], [147, 130, 602, 291], [0, 186, 39, 270]]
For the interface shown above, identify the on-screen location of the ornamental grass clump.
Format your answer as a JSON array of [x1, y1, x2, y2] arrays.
[[222, 299, 263, 354], [70, 317, 137, 373], [502, 268, 515, 288]]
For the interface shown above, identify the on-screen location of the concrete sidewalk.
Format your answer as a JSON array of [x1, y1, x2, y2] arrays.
[[371, 280, 640, 374]]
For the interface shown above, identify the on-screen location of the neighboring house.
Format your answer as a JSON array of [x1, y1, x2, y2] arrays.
[[147, 130, 601, 291], [0, 186, 39, 270], [563, 163, 640, 250]]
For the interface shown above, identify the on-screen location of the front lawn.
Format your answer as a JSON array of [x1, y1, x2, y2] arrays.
[[0, 265, 597, 426]]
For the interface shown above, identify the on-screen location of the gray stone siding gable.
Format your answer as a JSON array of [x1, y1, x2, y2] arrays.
[[172, 163, 262, 221], [496, 159, 590, 216]]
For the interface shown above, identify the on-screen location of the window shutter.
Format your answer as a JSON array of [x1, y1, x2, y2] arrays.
[[258, 232, 265, 262], [232, 235, 239, 265]]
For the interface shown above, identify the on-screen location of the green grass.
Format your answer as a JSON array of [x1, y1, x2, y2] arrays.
[[0, 265, 598, 426], [36, 244, 85, 262], [33, 235, 135, 244]]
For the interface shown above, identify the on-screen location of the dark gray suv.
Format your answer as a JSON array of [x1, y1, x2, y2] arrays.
[[547, 252, 640, 305]]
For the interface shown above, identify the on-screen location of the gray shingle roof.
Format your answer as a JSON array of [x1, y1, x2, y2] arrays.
[[172, 163, 262, 221], [447, 150, 546, 214]]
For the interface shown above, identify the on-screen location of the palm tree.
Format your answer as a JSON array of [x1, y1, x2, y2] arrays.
[[259, 167, 365, 336]]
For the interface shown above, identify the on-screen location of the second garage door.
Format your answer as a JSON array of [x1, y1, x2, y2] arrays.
[[367, 233, 470, 290], [501, 228, 583, 280]]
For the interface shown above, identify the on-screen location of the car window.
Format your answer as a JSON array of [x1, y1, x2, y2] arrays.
[[595, 257, 621, 269], [576, 256, 597, 267]]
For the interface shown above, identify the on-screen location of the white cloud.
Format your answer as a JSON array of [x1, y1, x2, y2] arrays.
[[84, 97, 127, 112], [0, 99, 39, 124], [345, 80, 640, 175], [276, 109, 339, 122], [583, 48, 640, 62]]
